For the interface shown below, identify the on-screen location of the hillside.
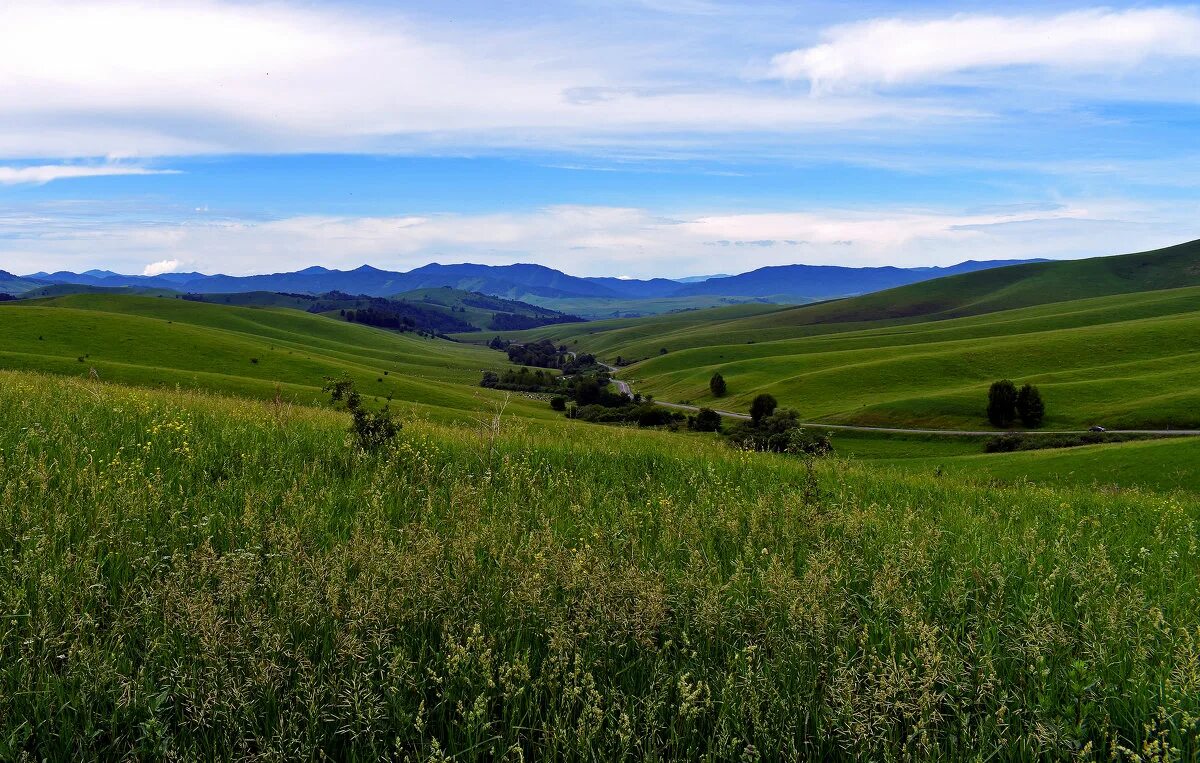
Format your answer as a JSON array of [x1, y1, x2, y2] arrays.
[[0, 269, 49, 295], [501, 238, 1200, 352], [0, 294, 547, 422], [498, 282, 1200, 431], [392, 286, 586, 331], [674, 258, 1042, 299]]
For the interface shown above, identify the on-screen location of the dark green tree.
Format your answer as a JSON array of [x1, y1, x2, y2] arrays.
[[709, 372, 727, 397], [1016, 383, 1045, 428], [693, 407, 722, 432], [549, 396, 568, 412], [750, 393, 778, 424], [987, 380, 1019, 428]]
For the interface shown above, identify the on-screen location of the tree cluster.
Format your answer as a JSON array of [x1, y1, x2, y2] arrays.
[[987, 380, 1046, 428], [504, 339, 569, 368], [480, 368, 563, 393], [725, 394, 833, 456]]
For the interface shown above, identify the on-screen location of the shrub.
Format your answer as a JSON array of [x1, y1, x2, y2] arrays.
[[549, 396, 567, 412], [322, 377, 400, 452]]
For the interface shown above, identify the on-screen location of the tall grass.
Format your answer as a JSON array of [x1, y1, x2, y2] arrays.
[[1, 370, 1197, 760]]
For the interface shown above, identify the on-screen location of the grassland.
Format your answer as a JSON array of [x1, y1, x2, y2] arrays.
[[1, 369, 1198, 760], [0, 293, 548, 423], [509, 286, 1200, 431]]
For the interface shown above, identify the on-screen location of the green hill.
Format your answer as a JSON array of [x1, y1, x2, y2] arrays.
[[392, 286, 585, 331], [496, 237, 1200, 358], [607, 287, 1200, 430], [0, 293, 545, 422]]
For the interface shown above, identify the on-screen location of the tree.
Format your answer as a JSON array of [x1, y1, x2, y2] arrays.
[[986, 380, 1018, 428], [709, 372, 727, 397], [692, 407, 722, 432], [750, 393, 778, 424], [549, 396, 567, 412], [1016, 383, 1045, 428]]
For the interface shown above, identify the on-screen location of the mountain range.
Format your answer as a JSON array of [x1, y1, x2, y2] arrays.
[[12, 258, 1044, 302]]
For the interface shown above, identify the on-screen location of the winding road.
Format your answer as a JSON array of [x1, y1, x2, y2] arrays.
[[598, 363, 1200, 438]]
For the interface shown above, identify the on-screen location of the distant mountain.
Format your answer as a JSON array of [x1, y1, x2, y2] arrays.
[[0, 270, 50, 295], [21, 257, 1045, 302], [674, 273, 731, 283], [674, 259, 1045, 299], [581, 276, 684, 298]]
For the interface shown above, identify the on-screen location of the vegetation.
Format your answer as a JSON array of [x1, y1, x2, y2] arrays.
[[323, 376, 400, 451], [4, 370, 1196, 759], [987, 379, 1019, 427], [749, 393, 778, 424], [504, 285, 1200, 430], [709, 372, 726, 397], [0, 293, 551, 423], [689, 407, 722, 432], [1017, 382, 1046, 428]]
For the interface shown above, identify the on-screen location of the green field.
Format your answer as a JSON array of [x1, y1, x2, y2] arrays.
[[1, 369, 1198, 760], [507, 286, 1200, 430], [0, 293, 549, 423]]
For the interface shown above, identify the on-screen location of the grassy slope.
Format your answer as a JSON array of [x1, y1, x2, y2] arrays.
[[550, 287, 1200, 430], [0, 294, 544, 422], [1, 369, 1197, 759], [498, 238, 1200, 360], [393, 286, 570, 330], [881, 435, 1200, 494]]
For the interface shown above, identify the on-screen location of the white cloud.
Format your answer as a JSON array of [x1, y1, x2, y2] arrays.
[[770, 8, 1200, 91], [0, 1, 963, 158], [142, 258, 180, 276], [0, 164, 178, 185], [2, 200, 1195, 278]]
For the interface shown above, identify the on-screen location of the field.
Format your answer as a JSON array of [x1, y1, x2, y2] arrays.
[[505, 287, 1200, 430], [2, 369, 1198, 760], [0, 293, 548, 423]]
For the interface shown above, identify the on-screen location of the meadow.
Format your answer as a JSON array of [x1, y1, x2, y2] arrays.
[[504, 287, 1200, 430], [0, 294, 552, 424], [2, 369, 1199, 760]]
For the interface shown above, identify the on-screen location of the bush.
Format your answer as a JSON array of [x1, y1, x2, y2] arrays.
[[323, 377, 400, 452], [549, 396, 567, 412]]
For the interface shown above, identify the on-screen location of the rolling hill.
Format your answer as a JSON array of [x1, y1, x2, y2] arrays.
[[0, 293, 549, 423], [488, 239, 1200, 431]]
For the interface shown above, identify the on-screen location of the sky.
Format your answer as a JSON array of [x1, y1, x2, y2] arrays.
[[1, 1, 1198, 279]]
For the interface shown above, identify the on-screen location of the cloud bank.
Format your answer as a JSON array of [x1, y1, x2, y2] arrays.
[[770, 8, 1200, 92], [2, 201, 1193, 279], [0, 164, 178, 185]]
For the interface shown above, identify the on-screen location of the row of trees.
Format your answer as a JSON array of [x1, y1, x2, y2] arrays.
[[987, 380, 1046, 428]]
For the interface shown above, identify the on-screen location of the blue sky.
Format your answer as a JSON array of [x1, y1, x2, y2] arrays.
[[1, 1, 1198, 278]]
